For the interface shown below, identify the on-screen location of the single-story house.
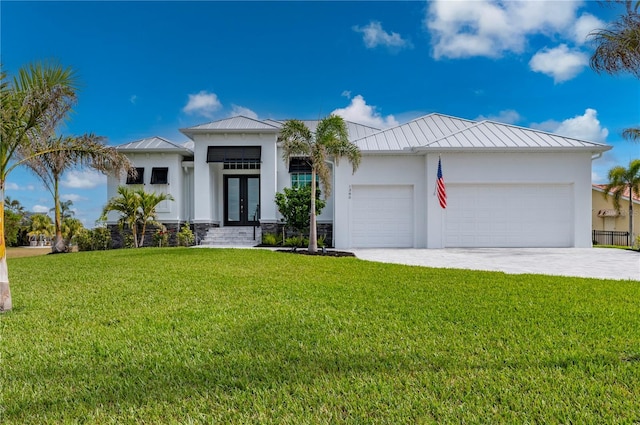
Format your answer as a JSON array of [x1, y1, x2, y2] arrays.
[[105, 113, 611, 249], [592, 184, 640, 245]]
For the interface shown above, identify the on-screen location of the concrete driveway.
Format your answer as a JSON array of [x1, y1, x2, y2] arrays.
[[350, 248, 640, 281]]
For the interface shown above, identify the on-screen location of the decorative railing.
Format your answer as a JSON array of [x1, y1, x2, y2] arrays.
[[592, 230, 630, 246]]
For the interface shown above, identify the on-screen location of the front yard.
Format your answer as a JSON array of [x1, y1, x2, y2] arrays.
[[1, 248, 639, 423]]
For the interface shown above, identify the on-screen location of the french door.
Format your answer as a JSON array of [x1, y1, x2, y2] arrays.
[[224, 175, 260, 226]]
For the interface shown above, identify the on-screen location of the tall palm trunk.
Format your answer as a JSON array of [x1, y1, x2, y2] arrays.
[[52, 178, 66, 253], [629, 184, 634, 240], [0, 184, 12, 311], [309, 167, 318, 253]]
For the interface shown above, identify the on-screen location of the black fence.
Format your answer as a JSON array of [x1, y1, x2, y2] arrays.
[[592, 230, 630, 246]]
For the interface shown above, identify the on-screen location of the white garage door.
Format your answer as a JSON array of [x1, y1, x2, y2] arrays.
[[445, 184, 573, 248], [351, 185, 414, 248]]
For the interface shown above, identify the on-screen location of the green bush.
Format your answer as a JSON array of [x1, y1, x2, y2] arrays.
[[275, 185, 326, 236], [153, 226, 169, 247], [284, 235, 308, 248], [262, 233, 281, 246], [177, 222, 195, 247], [77, 227, 112, 251]]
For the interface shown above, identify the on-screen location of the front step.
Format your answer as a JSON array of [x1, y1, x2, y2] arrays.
[[200, 226, 261, 247]]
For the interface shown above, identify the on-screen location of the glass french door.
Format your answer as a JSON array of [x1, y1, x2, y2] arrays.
[[224, 176, 260, 226]]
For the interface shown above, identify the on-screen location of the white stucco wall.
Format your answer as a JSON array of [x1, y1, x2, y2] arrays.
[[191, 132, 278, 225], [332, 151, 594, 249], [105, 152, 187, 224], [333, 154, 425, 249]]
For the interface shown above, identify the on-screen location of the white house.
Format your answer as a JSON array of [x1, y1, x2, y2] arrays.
[[105, 113, 611, 249]]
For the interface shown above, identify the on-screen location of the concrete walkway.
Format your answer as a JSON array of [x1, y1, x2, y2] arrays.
[[350, 248, 640, 281]]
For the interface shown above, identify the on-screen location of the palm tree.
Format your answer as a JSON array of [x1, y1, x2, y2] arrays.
[[27, 214, 54, 246], [101, 186, 173, 248], [0, 61, 78, 312], [101, 186, 141, 248], [26, 134, 132, 253], [604, 159, 640, 241], [62, 217, 84, 246], [279, 115, 361, 253], [50, 199, 74, 220], [589, 1, 640, 141], [137, 189, 174, 247]]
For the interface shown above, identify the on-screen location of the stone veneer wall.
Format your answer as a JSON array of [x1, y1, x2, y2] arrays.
[[194, 222, 219, 245], [107, 223, 194, 248], [260, 222, 334, 247]]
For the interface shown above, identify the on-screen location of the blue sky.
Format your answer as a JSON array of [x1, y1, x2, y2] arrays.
[[2, 0, 639, 226]]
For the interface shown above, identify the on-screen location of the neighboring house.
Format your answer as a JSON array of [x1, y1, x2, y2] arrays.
[[105, 113, 611, 249], [592, 184, 640, 244]]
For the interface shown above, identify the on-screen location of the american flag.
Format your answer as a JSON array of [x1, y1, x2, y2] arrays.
[[436, 156, 447, 209]]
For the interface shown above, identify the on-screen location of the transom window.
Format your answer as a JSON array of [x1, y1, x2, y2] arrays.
[[126, 167, 144, 185]]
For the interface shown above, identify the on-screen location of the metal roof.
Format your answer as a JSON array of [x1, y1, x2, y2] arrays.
[[117, 136, 193, 154], [352, 113, 475, 151], [181, 116, 281, 137], [421, 120, 612, 152]]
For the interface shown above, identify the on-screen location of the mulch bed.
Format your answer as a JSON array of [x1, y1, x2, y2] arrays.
[[275, 249, 356, 257]]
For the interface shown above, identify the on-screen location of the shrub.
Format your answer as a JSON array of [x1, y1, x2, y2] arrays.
[[177, 222, 195, 247], [284, 236, 308, 248], [153, 226, 169, 247], [77, 227, 112, 251], [262, 233, 281, 246], [275, 185, 326, 236]]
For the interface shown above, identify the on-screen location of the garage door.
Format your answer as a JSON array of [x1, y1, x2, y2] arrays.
[[351, 185, 414, 248], [445, 184, 573, 247]]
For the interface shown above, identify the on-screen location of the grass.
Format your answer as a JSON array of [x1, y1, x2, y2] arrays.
[[1, 248, 639, 424]]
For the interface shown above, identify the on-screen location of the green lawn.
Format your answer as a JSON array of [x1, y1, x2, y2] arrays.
[[2, 248, 639, 424]]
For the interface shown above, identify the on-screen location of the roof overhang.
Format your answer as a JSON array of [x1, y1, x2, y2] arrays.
[[408, 145, 613, 154], [180, 127, 280, 139]]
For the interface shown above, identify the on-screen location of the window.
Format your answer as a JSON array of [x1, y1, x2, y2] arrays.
[[126, 167, 144, 184], [291, 173, 316, 188], [289, 157, 315, 187], [150, 167, 169, 184]]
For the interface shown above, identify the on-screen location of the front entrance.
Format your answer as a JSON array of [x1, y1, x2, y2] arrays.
[[224, 175, 260, 226]]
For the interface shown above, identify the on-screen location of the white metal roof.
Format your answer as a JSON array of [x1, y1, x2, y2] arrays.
[[421, 120, 612, 152], [181, 116, 281, 136], [353, 113, 475, 151], [117, 136, 193, 154], [124, 113, 612, 155]]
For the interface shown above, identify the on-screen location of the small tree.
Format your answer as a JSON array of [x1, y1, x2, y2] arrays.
[[604, 159, 640, 240], [275, 185, 326, 237], [27, 214, 54, 246], [101, 186, 173, 248]]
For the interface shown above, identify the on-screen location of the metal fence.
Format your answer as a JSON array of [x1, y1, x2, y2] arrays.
[[592, 230, 630, 246]]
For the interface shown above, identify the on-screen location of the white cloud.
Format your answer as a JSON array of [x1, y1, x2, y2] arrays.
[[529, 44, 588, 83], [532, 108, 609, 142], [5, 182, 35, 191], [572, 13, 605, 45], [353, 21, 413, 50], [331, 95, 398, 129], [475, 109, 522, 124], [61, 193, 88, 202], [183, 91, 222, 118], [130, 95, 137, 104], [341, 90, 352, 99], [32, 205, 49, 214], [425, 0, 581, 59], [61, 169, 107, 189], [229, 104, 258, 119]]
